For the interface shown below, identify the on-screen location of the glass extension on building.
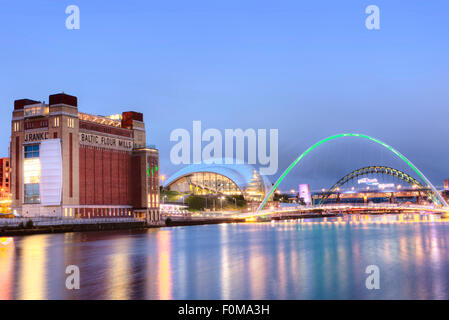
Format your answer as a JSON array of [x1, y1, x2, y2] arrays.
[[23, 144, 40, 204]]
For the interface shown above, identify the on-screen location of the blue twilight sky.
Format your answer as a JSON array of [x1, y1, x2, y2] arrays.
[[0, 0, 448, 190]]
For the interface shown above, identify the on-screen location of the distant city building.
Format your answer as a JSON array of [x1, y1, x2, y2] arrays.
[[298, 184, 311, 205], [0, 157, 11, 214], [10, 93, 160, 224], [444, 179, 449, 191], [164, 161, 272, 202], [0, 157, 10, 192]]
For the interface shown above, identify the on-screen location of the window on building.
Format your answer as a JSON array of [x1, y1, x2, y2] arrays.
[[13, 121, 20, 132], [54, 117, 60, 128], [24, 106, 43, 117], [24, 144, 40, 158], [67, 118, 75, 128], [24, 183, 40, 204]]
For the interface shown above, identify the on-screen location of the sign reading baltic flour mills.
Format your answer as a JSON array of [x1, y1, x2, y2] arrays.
[[79, 132, 133, 151]]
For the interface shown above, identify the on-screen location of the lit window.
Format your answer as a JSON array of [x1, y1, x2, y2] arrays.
[[24, 158, 40, 184], [67, 118, 75, 128], [13, 121, 20, 132], [24, 106, 42, 117], [54, 117, 60, 127]]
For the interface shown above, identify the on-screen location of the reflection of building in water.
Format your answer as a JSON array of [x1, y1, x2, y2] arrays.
[[164, 161, 272, 202], [10, 93, 160, 224]]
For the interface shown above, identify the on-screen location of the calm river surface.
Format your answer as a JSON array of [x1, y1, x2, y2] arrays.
[[2, 214, 449, 300]]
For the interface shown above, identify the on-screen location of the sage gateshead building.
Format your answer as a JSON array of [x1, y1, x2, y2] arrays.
[[164, 161, 272, 203], [10, 93, 161, 224]]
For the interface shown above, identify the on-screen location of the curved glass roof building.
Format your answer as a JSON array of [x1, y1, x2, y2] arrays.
[[164, 160, 272, 202]]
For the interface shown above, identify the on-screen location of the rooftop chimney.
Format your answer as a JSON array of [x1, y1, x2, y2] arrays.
[[122, 111, 143, 129], [14, 99, 41, 110], [49, 93, 77, 107]]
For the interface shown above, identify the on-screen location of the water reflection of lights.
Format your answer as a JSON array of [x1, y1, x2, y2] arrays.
[[0, 238, 14, 249], [19, 235, 49, 300], [107, 238, 132, 300], [157, 231, 172, 299], [0, 238, 15, 299], [220, 224, 231, 299], [248, 245, 266, 299], [0, 237, 13, 247], [289, 214, 448, 227]]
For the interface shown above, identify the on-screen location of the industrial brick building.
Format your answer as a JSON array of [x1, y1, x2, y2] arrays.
[[0, 157, 11, 214], [0, 157, 10, 194], [10, 93, 160, 224]]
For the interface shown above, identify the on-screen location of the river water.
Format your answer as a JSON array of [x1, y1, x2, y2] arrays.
[[1, 213, 449, 300]]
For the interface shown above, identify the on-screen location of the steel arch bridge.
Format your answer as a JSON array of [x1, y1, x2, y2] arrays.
[[318, 166, 434, 205]]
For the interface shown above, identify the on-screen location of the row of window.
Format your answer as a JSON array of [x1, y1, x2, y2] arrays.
[[24, 106, 44, 117], [12, 117, 76, 131], [25, 120, 48, 130], [67, 118, 75, 128], [64, 207, 134, 218]]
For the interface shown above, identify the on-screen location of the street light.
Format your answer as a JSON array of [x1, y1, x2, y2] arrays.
[[220, 196, 225, 211]]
